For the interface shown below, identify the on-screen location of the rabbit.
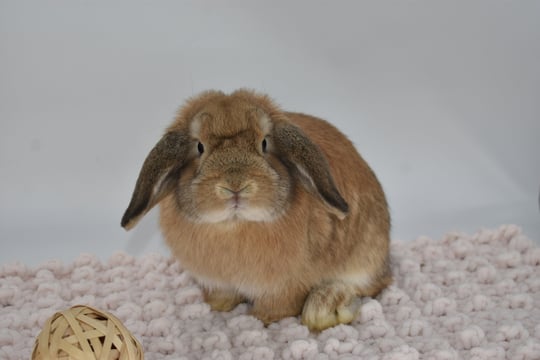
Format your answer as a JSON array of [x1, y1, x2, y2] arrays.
[[121, 89, 392, 331]]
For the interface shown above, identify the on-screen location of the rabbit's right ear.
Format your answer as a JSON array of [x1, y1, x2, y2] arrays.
[[121, 131, 191, 230]]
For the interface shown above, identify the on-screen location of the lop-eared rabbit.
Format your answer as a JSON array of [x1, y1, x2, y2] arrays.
[[122, 90, 391, 331]]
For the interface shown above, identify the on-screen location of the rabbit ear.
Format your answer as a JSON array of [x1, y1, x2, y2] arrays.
[[273, 123, 349, 219], [121, 131, 191, 230]]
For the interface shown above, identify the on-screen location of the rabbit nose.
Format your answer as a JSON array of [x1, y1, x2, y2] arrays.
[[215, 182, 255, 200], [216, 186, 242, 201]]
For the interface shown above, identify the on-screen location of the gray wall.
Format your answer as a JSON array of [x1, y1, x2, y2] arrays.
[[1, 1, 539, 265]]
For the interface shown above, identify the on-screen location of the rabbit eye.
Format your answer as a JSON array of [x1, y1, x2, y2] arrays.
[[262, 138, 268, 153], [197, 142, 204, 155]]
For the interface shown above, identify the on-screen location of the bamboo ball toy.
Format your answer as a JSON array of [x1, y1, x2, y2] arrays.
[[32, 305, 143, 360]]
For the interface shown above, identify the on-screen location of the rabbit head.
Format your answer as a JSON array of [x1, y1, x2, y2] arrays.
[[121, 89, 348, 230]]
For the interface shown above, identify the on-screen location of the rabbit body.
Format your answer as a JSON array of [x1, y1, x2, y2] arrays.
[[122, 90, 391, 331]]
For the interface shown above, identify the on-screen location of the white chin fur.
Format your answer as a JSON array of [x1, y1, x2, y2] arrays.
[[197, 206, 276, 224]]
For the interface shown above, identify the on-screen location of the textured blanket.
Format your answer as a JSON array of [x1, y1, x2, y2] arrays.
[[1, 225, 540, 359]]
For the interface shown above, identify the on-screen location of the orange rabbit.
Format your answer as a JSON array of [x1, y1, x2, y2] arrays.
[[122, 90, 391, 331]]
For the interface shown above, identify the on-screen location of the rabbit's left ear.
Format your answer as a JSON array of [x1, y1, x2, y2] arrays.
[[121, 131, 191, 230], [273, 122, 349, 219]]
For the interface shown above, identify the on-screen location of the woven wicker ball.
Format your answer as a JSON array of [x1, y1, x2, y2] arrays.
[[32, 305, 144, 360]]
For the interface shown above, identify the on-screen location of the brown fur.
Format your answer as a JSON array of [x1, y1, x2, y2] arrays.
[[122, 89, 391, 331]]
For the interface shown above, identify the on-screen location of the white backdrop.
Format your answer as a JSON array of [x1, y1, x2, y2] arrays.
[[1, 1, 539, 265]]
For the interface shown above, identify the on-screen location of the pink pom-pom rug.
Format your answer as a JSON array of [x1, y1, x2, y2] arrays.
[[1, 225, 540, 359]]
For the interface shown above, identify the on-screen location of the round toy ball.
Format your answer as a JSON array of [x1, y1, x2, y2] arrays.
[[32, 305, 144, 360]]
